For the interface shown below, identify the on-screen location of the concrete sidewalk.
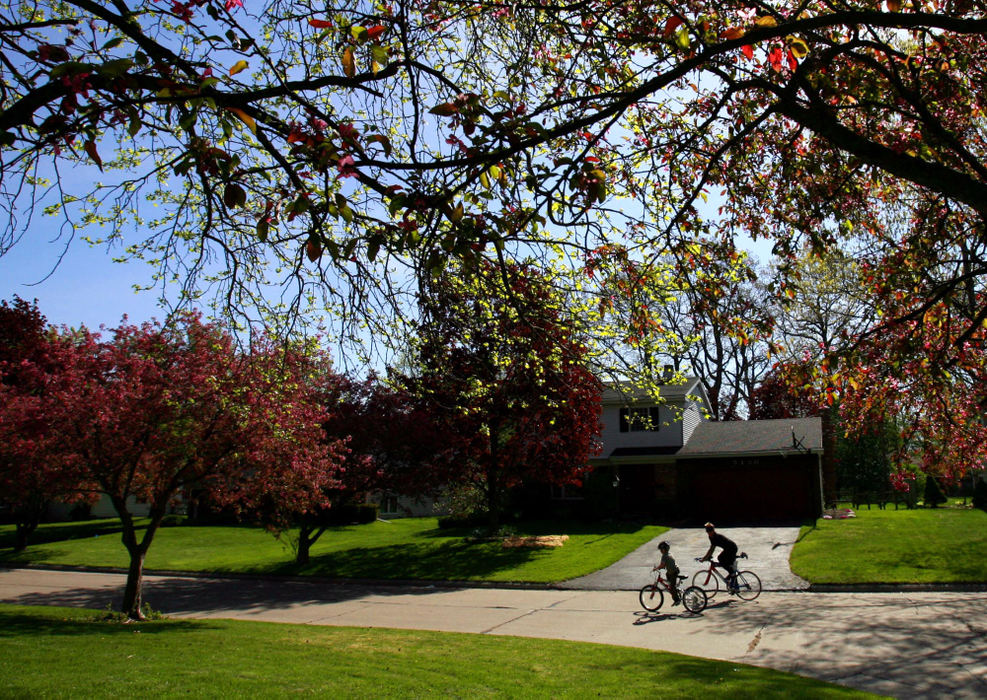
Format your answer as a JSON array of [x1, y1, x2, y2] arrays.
[[2, 568, 985, 698], [562, 525, 810, 591]]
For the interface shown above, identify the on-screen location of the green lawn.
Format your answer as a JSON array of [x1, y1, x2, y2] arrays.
[[0, 517, 666, 584], [791, 505, 987, 584], [0, 604, 874, 699]]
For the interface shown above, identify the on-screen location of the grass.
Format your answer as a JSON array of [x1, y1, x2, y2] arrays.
[[791, 504, 987, 584], [0, 604, 875, 699], [0, 517, 667, 584]]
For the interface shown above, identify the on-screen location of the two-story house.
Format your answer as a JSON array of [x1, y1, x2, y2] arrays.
[[590, 377, 824, 523]]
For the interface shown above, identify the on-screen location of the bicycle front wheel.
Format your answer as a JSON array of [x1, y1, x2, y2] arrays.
[[692, 569, 718, 599], [639, 584, 664, 612], [681, 585, 707, 614], [734, 571, 761, 601]]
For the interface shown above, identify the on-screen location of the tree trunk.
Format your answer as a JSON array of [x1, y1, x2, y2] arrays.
[[294, 524, 327, 565], [121, 546, 147, 620], [296, 526, 314, 566], [13, 521, 36, 552], [12, 500, 46, 552], [117, 502, 163, 621], [821, 407, 838, 508]]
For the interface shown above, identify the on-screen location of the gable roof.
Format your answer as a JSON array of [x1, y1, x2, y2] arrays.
[[676, 417, 823, 458]]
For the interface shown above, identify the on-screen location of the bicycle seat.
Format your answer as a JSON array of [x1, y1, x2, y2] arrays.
[[677, 575, 687, 581]]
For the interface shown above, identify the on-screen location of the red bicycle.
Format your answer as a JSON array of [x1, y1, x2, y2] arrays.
[[639, 570, 708, 613], [691, 553, 761, 601]]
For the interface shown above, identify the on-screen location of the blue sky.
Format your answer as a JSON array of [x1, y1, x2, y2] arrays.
[[0, 233, 167, 330]]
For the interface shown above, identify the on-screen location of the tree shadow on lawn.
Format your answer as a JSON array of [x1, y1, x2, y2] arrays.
[[0, 608, 213, 637], [414, 519, 655, 539], [260, 539, 547, 581], [0, 519, 127, 550]]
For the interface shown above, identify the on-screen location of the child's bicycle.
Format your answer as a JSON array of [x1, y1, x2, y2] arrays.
[[639, 571, 708, 614], [691, 553, 762, 601]]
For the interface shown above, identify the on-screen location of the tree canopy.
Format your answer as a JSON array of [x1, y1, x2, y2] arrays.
[[3, 0, 987, 478], [397, 260, 602, 526], [0, 312, 345, 618]]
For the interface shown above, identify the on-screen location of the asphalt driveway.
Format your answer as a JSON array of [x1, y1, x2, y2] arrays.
[[561, 525, 810, 591]]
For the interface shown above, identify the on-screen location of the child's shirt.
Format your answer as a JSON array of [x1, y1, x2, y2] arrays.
[[659, 552, 678, 576]]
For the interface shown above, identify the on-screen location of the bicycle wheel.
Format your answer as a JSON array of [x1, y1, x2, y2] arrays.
[[681, 585, 707, 614], [734, 571, 761, 601], [639, 584, 664, 612], [692, 569, 719, 599]]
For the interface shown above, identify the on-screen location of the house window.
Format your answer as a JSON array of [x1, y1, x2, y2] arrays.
[[619, 406, 661, 432], [379, 494, 400, 515]]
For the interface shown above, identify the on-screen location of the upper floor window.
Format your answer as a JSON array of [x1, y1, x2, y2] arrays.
[[619, 406, 661, 432]]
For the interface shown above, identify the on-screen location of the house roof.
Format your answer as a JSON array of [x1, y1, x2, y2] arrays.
[[602, 377, 709, 406], [676, 417, 823, 458]]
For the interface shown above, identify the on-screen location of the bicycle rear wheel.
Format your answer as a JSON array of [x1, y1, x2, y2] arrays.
[[734, 571, 761, 601], [681, 585, 707, 614], [639, 584, 664, 612], [691, 570, 719, 599]]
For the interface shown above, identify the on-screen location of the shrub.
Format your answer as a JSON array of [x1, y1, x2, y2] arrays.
[[327, 503, 378, 525], [973, 477, 987, 512], [437, 512, 489, 530]]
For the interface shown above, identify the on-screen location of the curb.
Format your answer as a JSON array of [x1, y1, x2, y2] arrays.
[[0, 563, 563, 591], [808, 582, 987, 593], [6, 564, 986, 594]]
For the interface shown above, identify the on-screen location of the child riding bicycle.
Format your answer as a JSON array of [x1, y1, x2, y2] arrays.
[[654, 541, 681, 605]]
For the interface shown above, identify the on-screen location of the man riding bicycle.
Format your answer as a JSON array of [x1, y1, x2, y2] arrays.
[[700, 522, 739, 592]]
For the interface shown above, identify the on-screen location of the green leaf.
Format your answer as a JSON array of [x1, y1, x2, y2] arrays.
[[367, 238, 381, 261], [256, 219, 269, 242], [674, 27, 691, 50], [371, 45, 389, 66]]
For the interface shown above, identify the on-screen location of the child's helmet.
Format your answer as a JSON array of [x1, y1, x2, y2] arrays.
[[657, 541, 670, 550]]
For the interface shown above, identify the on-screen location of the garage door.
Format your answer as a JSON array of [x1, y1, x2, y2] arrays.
[[691, 460, 816, 522]]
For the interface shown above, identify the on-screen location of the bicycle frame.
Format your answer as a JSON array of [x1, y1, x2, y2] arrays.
[[693, 560, 735, 589]]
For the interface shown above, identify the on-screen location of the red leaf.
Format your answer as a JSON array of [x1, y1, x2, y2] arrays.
[[663, 16, 684, 38], [308, 19, 333, 29], [366, 25, 386, 40], [84, 140, 103, 170], [741, 44, 754, 61], [306, 238, 322, 262]]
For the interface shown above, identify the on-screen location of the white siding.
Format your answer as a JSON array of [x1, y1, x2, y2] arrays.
[[599, 402, 685, 451], [682, 399, 704, 444]]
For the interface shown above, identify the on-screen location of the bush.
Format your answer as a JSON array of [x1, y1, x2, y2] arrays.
[[327, 503, 378, 525], [923, 475, 947, 508], [973, 477, 987, 511], [437, 512, 489, 530]]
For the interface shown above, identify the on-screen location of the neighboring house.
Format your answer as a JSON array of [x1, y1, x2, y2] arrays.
[[586, 377, 824, 523]]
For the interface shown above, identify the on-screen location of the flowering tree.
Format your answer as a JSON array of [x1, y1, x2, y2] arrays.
[[1, 313, 343, 619], [0, 297, 90, 550], [398, 261, 603, 527]]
